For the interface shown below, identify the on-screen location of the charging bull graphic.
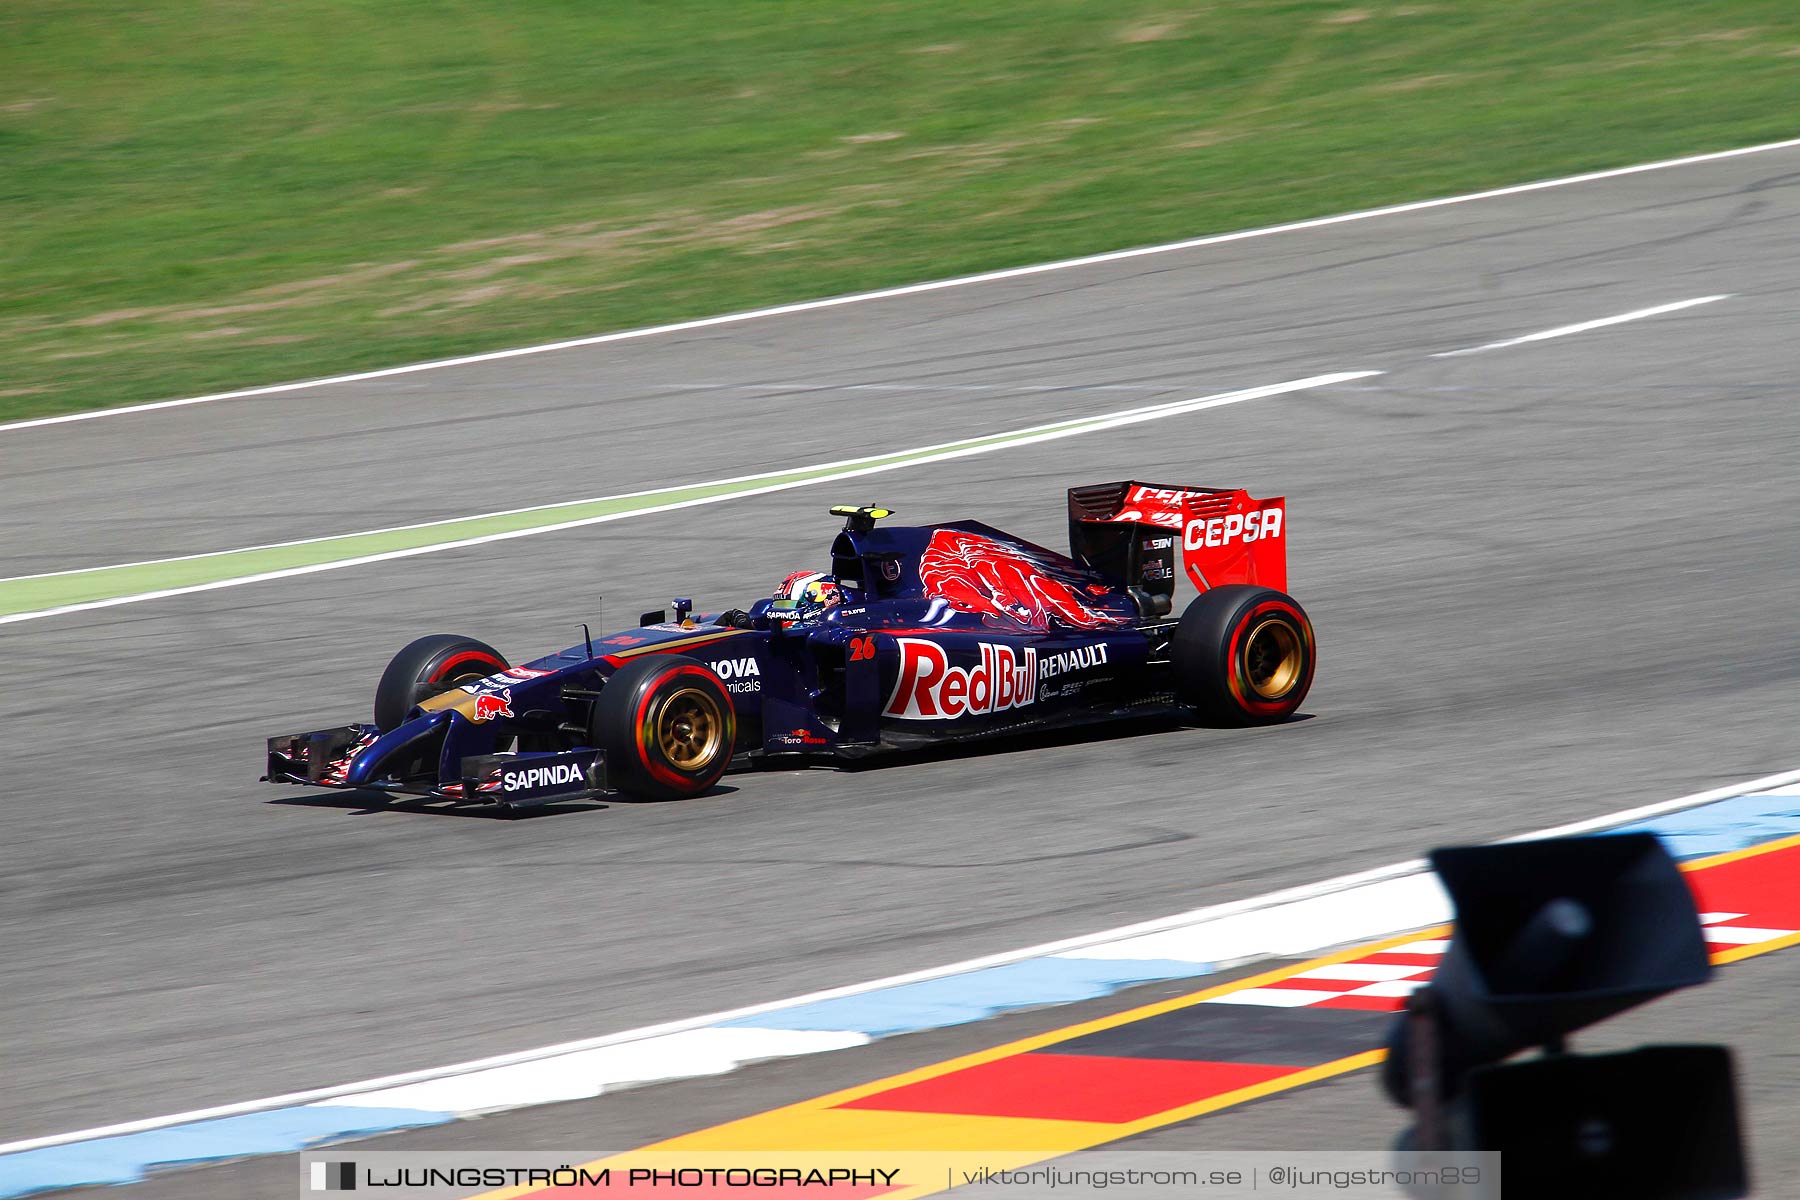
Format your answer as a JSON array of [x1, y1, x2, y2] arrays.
[[470, 689, 514, 722], [919, 529, 1129, 631]]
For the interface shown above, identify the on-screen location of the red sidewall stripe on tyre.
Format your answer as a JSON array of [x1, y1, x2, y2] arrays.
[[1225, 598, 1313, 717], [430, 650, 505, 682], [632, 664, 733, 793]]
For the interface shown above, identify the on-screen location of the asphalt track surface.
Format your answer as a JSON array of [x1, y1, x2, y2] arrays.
[[101, 938, 1800, 1198], [4, 146, 1800, 1168]]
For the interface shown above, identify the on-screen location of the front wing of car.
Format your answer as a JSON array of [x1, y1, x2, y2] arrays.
[[265, 726, 608, 810]]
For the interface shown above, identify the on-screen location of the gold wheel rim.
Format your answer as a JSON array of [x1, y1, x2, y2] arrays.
[[655, 687, 726, 772], [1243, 617, 1303, 701]]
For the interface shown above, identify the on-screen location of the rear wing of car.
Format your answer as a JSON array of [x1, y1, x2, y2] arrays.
[[1067, 481, 1288, 614]]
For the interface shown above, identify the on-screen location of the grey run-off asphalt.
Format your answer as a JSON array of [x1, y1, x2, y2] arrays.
[[0, 145, 1796, 1166]]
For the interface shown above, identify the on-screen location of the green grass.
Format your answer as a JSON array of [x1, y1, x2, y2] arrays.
[[4, 1, 1798, 420]]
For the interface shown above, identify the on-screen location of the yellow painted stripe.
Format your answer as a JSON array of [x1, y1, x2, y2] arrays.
[[1683, 828, 1800, 870], [1107, 1049, 1386, 1137], [666, 1109, 1112, 1153], [1712, 928, 1800, 966], [792, 927, 1444, 1112], [1684, 831, 1800, 964]]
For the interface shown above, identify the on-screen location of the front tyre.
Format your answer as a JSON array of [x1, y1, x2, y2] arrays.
[[1172, 585, 1315, 724], [590, 655, 736, 800], [374, 634, 509, 732]]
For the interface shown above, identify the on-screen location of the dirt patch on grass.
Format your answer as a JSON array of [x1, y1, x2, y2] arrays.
[[688, 205, 834, 245], [1169, 128, 1235, 150], [1370, 72, 1466, 93], [250, 261, 421, 298], [441, 253, 556, 281], [1656, 27, 1760, 45], [1117, 19, 1188, 43], [376, 281, 566, 318], [899, 124, 1088, 174], [69, 307, 159, 329]]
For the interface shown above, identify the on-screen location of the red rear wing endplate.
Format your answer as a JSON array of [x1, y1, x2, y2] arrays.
[[1068, 480, 1288, 596]]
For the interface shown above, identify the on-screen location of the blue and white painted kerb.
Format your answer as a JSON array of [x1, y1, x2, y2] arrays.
[[6, 775, 1800, 1196], [0, 1110, 450, 1198]]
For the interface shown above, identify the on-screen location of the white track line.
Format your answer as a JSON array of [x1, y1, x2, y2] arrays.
[[1507, 768, 1800, 840], [6, 762, 1799, 1156], [1431, 295, 1732, 358], [0, 372, 1377, 626], [0, 375, 1354, 587], [6, 137, 1799, 436]]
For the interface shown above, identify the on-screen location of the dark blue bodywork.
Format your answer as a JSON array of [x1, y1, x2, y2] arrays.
[[265, 515, 1184, 808]]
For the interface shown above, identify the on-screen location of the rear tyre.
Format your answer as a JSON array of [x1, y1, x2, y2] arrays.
[[1172, 585, 1315, 724], [590, 655, 736, 800], [374, 634, 509, 732]]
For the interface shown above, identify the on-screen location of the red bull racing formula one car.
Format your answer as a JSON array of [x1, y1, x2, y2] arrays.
[[265, 482, 1316, 812]]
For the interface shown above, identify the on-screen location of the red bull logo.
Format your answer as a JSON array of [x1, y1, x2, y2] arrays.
[[885, 639, 1037, 720], [918, 529, 1126, 631], [470, 689, 514, 722]]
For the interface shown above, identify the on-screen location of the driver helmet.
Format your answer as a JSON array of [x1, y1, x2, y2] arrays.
[[771, 571, 842, 626]]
